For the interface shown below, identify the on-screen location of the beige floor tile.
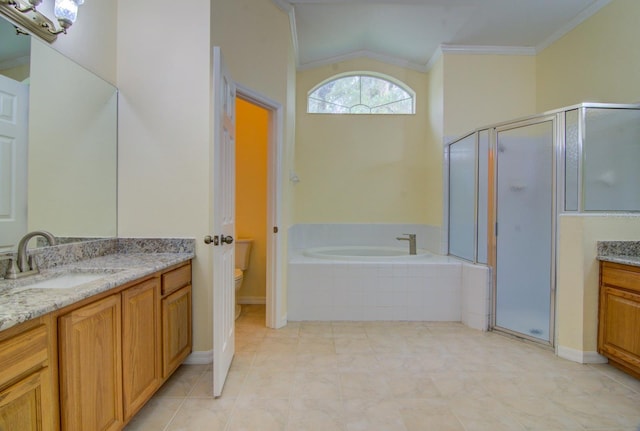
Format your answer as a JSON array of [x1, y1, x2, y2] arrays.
[[292, 370, 342, 399], [126, 305, 640, 431], [165, 398, 233, 431], [384, 371, 441, 399], [450, 397, 527, 431], [340, 371, 391, 399], [123, 397, 183, 431], [399, 406, 465, 431], [154, 364, 207, 398], [334, 337, 374, 354], [499, 396, 584, 430], [188, 370, 214, 398], [343, 399, 408, 431], [239, 369, 296, 399], [287, 399, 346, 431], [296, 352, 340, 371], [227, 398, 289, 431]]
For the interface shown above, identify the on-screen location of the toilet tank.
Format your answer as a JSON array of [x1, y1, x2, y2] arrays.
[[235, 238, 253, 271]]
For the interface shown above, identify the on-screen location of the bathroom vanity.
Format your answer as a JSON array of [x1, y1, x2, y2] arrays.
[[0, 239, 194, 431], [597, 242, 640, 379]]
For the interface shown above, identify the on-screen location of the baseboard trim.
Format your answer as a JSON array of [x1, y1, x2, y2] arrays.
[[557, 345, 608, 364], [184, 349, 213, 365], [238, 296, 266, 305]]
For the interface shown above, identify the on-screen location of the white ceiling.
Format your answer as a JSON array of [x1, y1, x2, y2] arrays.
[[273, 0, 611, 72]]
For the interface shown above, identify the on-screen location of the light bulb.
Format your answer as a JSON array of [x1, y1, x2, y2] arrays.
[[54, 0, 79, 29]]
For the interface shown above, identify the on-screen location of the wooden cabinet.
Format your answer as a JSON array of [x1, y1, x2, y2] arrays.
[[0, 316, 57, 431], [598, 261, 640, 379], [58, 294, 123, 431], [57, 261, 192, 431], [161, 263, 192, 378], [122, 277, 161, 421]]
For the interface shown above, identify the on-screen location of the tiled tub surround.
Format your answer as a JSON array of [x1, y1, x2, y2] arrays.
[[288, 251, 490, 329], [0, 238, 195, 331]]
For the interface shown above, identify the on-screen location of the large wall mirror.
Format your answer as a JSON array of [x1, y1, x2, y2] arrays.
[[0, 15, 117, 252]]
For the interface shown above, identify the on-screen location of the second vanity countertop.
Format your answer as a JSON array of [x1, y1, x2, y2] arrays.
[[597, 240, 640, 268], [0, 252, 194, 332]]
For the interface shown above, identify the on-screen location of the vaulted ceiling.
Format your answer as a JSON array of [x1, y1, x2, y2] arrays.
[[272, 0, 611, 72]]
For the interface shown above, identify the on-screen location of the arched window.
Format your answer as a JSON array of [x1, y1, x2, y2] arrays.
[[307, 73, 415, 114]]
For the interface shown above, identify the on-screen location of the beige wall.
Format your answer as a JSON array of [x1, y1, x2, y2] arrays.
[[212, 0, 296, 324], [426, 57, 444, 227], [295, 58, 437, 225], [117, 0, 212, 351], [236, 98, 268, 301], [536, 0, 640, 112], [443, 53, 537, 138], [118, 0, 295, 351], [557, 215, 640, 353], [41, 0, 117, 85]]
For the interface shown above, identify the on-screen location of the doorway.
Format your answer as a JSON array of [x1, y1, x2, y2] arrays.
[[235, 85, 284, 329], [235, 98, 268, 322]]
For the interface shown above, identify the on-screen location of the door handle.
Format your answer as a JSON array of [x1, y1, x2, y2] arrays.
[[204, 235, 219, 245], [220, 235, 234, 245]]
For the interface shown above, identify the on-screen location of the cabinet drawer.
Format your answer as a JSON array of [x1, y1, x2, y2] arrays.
[[0, 324, 48, 389], [601, 262, 640, 294], [162, 263, 191, 296]]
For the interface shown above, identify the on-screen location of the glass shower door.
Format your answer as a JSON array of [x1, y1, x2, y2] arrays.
[[494, 118, 555, 343]]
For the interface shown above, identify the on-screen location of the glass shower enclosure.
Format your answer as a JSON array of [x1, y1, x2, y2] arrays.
[[445, 103, 640, 345]]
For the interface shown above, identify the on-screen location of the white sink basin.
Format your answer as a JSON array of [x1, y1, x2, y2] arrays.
[[16, 272, 109, 291]]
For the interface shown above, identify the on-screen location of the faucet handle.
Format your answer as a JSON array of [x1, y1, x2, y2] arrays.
[[5, 258, 20, 279]]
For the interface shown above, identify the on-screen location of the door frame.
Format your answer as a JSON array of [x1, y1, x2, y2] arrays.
[[235, 83, 285, 329], [488, 114, 558, 347]]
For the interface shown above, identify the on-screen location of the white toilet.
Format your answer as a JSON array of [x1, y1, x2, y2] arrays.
[[234, 238, 253, 320]]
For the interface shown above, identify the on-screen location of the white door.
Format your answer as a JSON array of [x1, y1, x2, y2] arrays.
[[212, 47, 236, 397], [0, 75, 28, 251]]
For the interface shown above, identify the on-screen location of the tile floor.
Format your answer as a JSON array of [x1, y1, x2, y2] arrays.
[[124, 305, 640, 431]]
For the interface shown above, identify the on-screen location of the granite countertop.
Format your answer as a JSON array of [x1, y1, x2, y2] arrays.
[[0, 239, 195, 332], [597, 241, 640, 268]]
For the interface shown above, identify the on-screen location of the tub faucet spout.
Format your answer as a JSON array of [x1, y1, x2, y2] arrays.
[[396, 233, 417, 255]]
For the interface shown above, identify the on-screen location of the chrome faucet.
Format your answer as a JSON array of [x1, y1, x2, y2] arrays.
[[396, 233, 417, 255], [6, 230, 57, 279]]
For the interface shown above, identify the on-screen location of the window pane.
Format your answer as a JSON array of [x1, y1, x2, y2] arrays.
[[308, 74, 414, 115], [583, 108, 640, 211], [361, 76, 410, 108], [370, 99, 413, 114]]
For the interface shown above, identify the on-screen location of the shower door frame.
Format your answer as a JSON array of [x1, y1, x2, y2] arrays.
[[488, 114, 562, 347]]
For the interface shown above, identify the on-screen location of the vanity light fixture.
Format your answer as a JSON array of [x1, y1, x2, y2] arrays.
[[0, 0, 84, 42]]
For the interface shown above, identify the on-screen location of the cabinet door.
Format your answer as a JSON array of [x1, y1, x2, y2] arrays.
[[122, 277, 161, 421], [59, 295, 123, 431], [599, 285, 640, 371], [162, 285, 192, 378], [0, 368, 50, 431]]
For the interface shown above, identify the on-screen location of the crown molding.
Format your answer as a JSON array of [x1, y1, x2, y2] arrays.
[[271, 0, 292, 12], [536, 0, 611, 52], [440, 44, 536, 56]]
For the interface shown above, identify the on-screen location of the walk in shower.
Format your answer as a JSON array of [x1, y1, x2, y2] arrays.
[[445, 103, 640, 345]]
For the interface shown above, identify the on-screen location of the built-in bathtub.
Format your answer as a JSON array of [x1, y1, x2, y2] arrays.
[[288, 245, 490, 329], [302, 246, 432, 260]]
